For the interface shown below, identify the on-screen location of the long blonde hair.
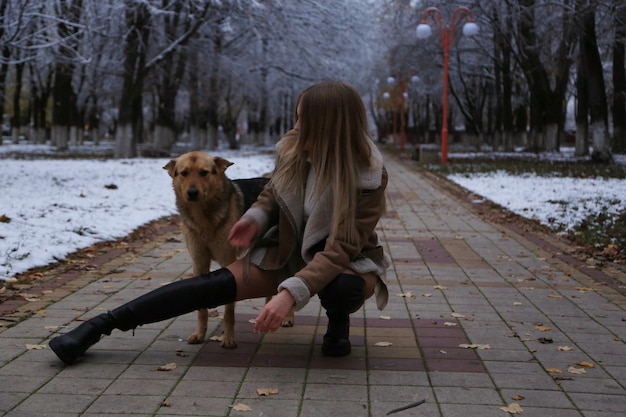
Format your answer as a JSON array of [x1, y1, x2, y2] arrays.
[[271, 80, 373, 245]]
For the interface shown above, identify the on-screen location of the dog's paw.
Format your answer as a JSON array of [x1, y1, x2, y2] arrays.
[[187, 333, 205, 344], [281, 318, 295, 327], [220, 337, 238, 349]]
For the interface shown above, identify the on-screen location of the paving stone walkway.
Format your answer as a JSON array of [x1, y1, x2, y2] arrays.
[[1, 150, 624, 417]]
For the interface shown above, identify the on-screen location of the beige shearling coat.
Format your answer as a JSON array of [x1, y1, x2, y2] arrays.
[[244, 140, 390, 310]]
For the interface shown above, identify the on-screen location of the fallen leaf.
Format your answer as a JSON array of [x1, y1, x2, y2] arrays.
[[535, 325, 552, 332], [500, 403, 524, 414], [375, 341, 393, 347], [160, 401, 172, 407], [568, 366, 586, 375], [576, 361, 594, 368], [538, 337, 553, 344], [558, 346, 573, 352], [380, 315, 391, 320], [546, 368, 562, 374], [209, 336, 223, 342], [511, 395, 525, 401], [547, 294, 562, 299], [157, 362, 177, 371], [451, 312, 465, 318], [208, 309, 219, 317], [575, 287, 593, 292], [256, 387, 279, 396], [443, 322, 458, 327], [422, 293, 433, 297], [459, 343, 490, 350], [396, 291, 415, 298], [433, 285, 448, 290], [513, 302, 523, 306], [230, 402, 252, 412], [25, 344, 47, 350]]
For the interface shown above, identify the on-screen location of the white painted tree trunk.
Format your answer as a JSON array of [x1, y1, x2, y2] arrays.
[[544, 123, 558, 151], [114, 124, 136, 158], [51, 125, 68, 151], [153, 125, 176, 152], [590, 121, 612, 162], [575, 122, 588, 156]]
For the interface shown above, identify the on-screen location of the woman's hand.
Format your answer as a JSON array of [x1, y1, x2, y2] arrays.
[[253, 290, 295, 333], [228, 217, 259, 250]]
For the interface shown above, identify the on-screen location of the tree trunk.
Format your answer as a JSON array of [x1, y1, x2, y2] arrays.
[[518, 0, 578, 152], [581, 3, 612, 163], [114, 1, 151, 158], [575, 43, 589, 157], [613, 3, 626, 153], [51, 0, 83, 151], [188, 54, 207, 150], [153, 2, 188, 153]]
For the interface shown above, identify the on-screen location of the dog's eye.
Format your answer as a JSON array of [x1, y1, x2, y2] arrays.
[[180, 170, 189, 177], [199, 170, 209, 177]]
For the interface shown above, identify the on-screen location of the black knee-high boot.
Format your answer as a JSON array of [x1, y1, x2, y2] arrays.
[[318, 273, 365, 357], [49, 268, 237, 364]]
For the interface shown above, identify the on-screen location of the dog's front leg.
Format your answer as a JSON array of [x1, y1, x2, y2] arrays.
[[188, 308, 209, 344], [222, 303, 237, 349], [221, 302, 237, 348]]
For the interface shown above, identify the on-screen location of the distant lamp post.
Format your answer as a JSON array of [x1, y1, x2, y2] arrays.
[[416, 6, 478, 163]]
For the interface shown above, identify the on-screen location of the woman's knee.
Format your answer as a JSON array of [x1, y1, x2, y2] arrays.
[[227, 261, 279, 301], [318, 273, 367, 313]]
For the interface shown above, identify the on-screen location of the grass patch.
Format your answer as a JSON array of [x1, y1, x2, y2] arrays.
[[423, 154, 626, 263]]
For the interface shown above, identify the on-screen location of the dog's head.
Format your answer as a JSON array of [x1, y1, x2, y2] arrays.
[[164, 151, 233, 203]]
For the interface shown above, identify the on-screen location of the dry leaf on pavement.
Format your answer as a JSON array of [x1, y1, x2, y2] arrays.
[[375, 341, 393, 347], [157, 362, 177, 371], [568, 366, 586, 375], [396, 291, 415, 298], [256, 387, 279, 396], [230, 403, 253, 412], [25, 344, 47, 350], [558, 346, 573, 351], [576, 361, 595, 368], [459, 343, 490, 350], [500, 403, 524, 414], [535, 325, 552, 331]]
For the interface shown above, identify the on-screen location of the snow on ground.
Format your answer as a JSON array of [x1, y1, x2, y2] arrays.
[[448, 172, 626, 231], [0, 142, 624, 280], [0, 144, 275, 280]]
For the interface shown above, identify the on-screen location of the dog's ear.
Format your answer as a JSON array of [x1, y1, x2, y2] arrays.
[[163, 159, 177, 177], [214, 157, 234, 173]]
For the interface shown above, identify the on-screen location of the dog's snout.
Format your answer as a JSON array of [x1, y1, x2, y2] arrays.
[[187, 186, 200, 201]]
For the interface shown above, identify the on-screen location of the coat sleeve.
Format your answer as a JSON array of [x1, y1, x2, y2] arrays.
[[240, 182, 280, 238], [295, 168, 388, 296]]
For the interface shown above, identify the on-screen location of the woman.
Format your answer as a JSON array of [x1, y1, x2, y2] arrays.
[[49, 80, 390, 364]]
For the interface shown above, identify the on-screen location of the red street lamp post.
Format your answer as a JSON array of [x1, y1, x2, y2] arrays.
[[416, 6, 479, 164]]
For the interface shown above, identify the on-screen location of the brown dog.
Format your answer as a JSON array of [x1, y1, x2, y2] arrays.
[[164, 151, 293, 348]]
